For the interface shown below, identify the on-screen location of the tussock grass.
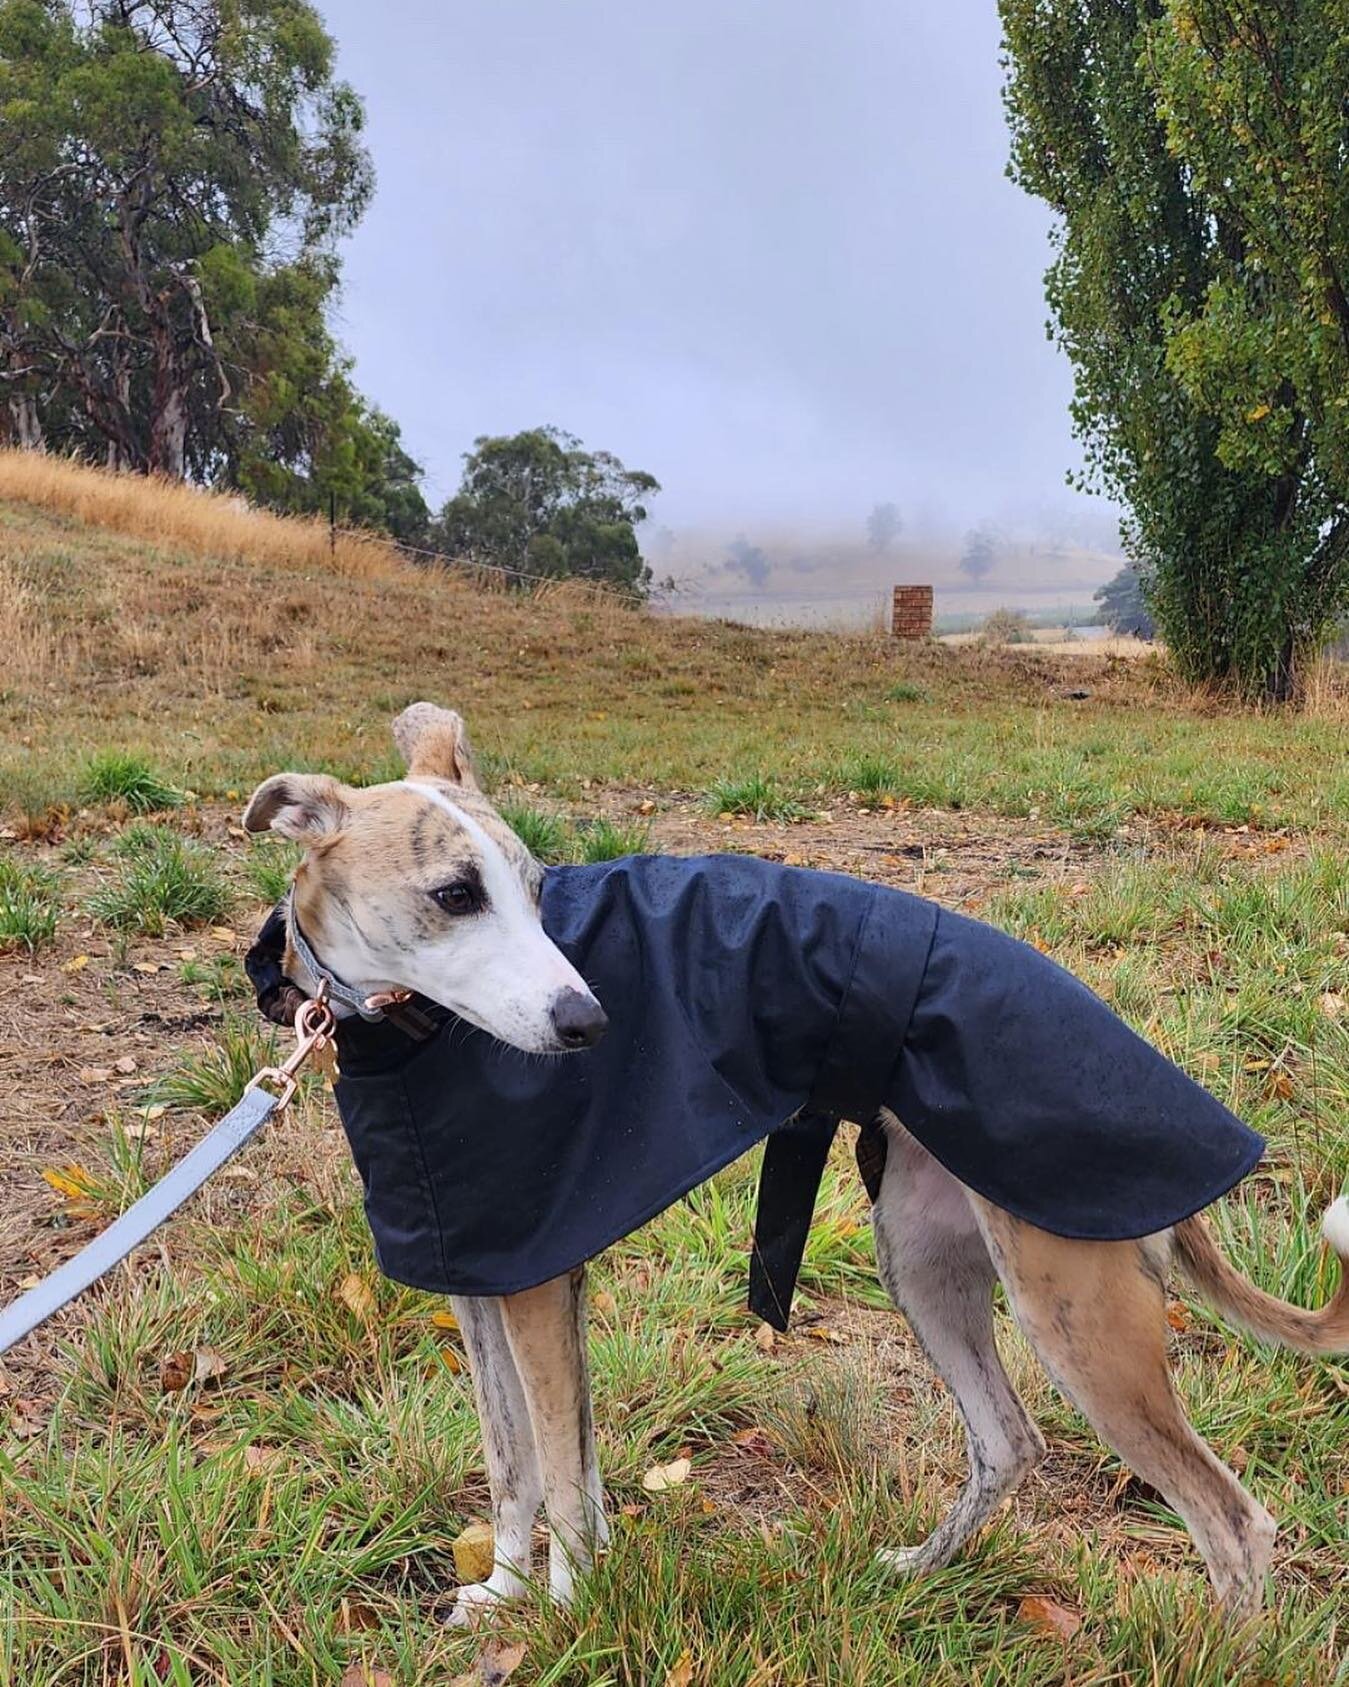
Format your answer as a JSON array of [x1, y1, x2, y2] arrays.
[[89, 824, 231, 935], [153, 1016, 297, 1114], [501, 800, 653, 865], [79, 750, 183, 813], [0, 448, 399, 580], [0, 856, 59, 951], [705, 773, 811, 823]]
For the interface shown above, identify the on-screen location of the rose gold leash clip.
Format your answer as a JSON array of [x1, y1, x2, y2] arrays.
[[246, 981, 337, 1109]]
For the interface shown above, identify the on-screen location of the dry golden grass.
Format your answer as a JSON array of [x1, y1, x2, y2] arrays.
[[0, 449, 400, 581]]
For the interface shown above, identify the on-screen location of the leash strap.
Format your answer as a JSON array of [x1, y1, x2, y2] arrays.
[[0, 1085, 279, 1356]]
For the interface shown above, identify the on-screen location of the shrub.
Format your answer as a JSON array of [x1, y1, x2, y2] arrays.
[[0, 857, 60, 952], [979, 608, 1034, 646]]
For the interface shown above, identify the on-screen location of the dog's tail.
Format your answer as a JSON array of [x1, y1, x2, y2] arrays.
[[1173, 1197, 1349, 1355]]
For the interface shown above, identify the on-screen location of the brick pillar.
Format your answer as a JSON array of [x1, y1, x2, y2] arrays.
[[891, 584, 933, 640]]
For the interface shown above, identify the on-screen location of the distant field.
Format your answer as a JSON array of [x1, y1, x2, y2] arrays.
[[2, 457, 1348, 1685]]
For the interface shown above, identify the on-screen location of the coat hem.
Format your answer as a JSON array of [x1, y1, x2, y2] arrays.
[[362, 1109, 803, 1299]]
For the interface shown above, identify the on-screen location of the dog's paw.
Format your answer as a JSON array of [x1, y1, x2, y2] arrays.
[[445, 1580, 515, 1629]]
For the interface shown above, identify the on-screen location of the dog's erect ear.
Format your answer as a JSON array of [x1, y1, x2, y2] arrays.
[[391, 702, 480, 789], [242, 773, 352, 842]]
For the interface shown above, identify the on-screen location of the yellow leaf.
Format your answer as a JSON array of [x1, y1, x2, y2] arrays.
[[452, 1519, 495, 1584], [804, 1325, 848, 1344], [1246, 402, 1272, 422], [132, 961, 159, 976], [664, 1651, 695, 1687], [438, 1347, 463, 1374], [42, 1164, 96, 1201], [337, 1272, 376, 1321], [642, 1457, 692, 1492], [430, 1309, 460, 1331], [209, 927, 236, 943], [62, 954, 90, 974]]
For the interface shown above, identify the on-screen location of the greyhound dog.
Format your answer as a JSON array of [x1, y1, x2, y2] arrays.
[[243, 704, 1349, 1627]]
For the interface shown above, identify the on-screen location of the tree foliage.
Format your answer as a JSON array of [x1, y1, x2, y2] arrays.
[[959, 524, 997, 584], [1095, 563, 1156, 639], [866, 501, 902, 553], [1001, 0, 1349, 698], [0, 0, 427, 532], [436, 427, 659, 595]]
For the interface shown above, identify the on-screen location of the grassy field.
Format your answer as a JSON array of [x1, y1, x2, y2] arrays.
[[1, 456, 1347, 1685]]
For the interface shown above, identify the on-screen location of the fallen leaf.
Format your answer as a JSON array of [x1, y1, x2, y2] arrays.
[[134, 1103, 167, 1122], [42, 1164, 96, 1201], [193, 1345, 229, 1386], [478, 1639, 527, 1686], [334, 1597, 381, 1634], [78, 1066, 113, 1085], [8, 1399, 45, 1439], [1165, 1300, 1192, 1333], [730, 1427, 776, 1458], [642, 1457, 692, 1493], [160, 1351, 194, 1393], [1265, 1070, 1295, 1102], [591, 1289, 617, 1319], [438, 1347, 463, 1375], [209, 927, 236, 943], [132, 961, 160, 976], [1016, 1594, 1081, 1641], [244, 1444, 284, 1476], [338, 1272, 376, 1321], [663, 1651, 695, 1687], [452, 1519, 495, 1584], [62, 954, 90, 974], [753, 1322, 776, 1352], [430, 1309, 460, 1332], [1321, 991, 1344, 1021], [338, 1667, 394, 1687], [803, 1325, 847, 1345], [114, 1055, 138, 1075]]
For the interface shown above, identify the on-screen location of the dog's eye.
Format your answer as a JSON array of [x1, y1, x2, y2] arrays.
[[432, 880, 483, 916]]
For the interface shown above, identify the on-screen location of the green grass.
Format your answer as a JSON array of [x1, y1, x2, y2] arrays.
[[79, 750, 183, 813], [573, 817, 651, 863], [152, 1016, 300, 1113], [0, 855, 59, 951], [705, 774, 811, 823], [501, 801, 654, 865], [244, 838, 302, 903], [499, 797, 572, 864], [885, 681, 930, 703], [89, 825, 231, 936]]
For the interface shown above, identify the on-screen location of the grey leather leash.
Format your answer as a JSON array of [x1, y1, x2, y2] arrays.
[[0, 993, 335, 1358]]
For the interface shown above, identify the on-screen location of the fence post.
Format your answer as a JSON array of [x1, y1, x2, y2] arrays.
[[891, 584, 933, 640]]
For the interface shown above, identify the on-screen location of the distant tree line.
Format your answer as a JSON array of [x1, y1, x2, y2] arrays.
[[0, 0, 657, 590]]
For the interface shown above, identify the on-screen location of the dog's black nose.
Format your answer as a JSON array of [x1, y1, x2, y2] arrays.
[[551, 988, 608, 1049]]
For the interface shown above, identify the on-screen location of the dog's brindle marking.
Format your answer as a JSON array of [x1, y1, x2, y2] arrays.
[[245, 703, 1349, 1627]]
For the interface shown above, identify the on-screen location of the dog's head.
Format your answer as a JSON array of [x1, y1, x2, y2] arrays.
[[243, 704, 607, 1055]]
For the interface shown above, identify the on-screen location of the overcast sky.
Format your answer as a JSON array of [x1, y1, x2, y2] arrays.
[[316, 1, 1107, 537]]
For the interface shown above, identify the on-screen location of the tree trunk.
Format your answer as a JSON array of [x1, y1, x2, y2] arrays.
[[6, 393, 43, 450], [149, 343, 188, 479], [1263, 631, 1298, 704]]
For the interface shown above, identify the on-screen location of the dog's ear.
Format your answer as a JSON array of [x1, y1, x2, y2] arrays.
[[391, 702, 480, 789], [242, 773, 352, 842]]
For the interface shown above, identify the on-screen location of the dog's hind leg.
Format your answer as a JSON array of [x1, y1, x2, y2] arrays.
[[448, 1293, 545, 1625], [498, 1266, 607, 1607], [872, 1120, 1045, 1576], [972, 1200, 1276, 1621]]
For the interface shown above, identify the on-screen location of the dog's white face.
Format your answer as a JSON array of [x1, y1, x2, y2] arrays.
[[243, 705, 607, 1055]]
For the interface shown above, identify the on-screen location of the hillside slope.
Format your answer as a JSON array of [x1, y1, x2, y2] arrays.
[[2, 454, 1347, 837]]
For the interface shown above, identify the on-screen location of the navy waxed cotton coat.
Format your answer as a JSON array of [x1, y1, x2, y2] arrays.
[[323, 853, 1264, 1301]]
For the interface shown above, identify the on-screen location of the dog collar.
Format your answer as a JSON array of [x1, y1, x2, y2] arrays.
[[286, 893, 385, 1022]]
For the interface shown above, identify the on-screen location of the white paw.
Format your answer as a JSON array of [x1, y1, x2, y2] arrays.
[[446, 1579, 518, 1629]]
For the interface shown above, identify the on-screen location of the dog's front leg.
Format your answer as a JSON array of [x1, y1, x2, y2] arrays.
[[498, 1266, 607, 1607], [449, 1293, 544, 1626]]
